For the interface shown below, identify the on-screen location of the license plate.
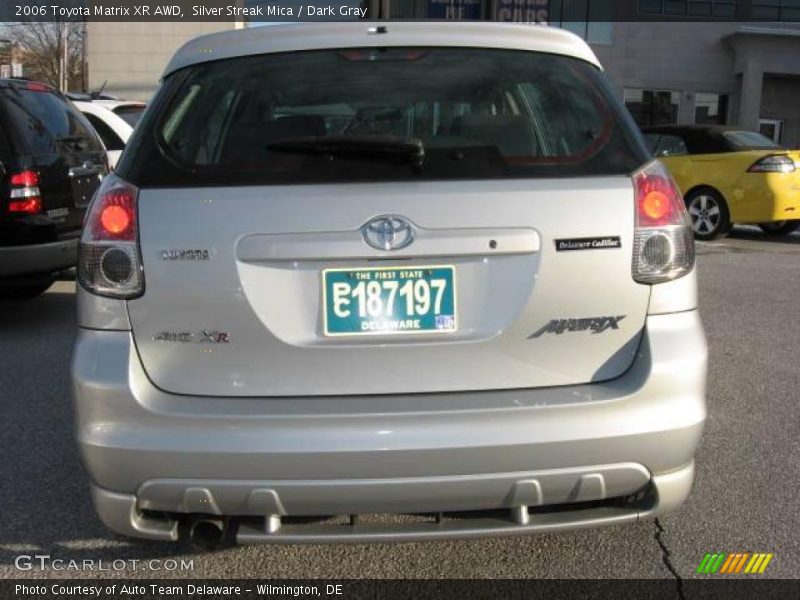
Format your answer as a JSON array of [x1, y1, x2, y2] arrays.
[[46, 207, 69, 219], [323, 266, 457, 336]]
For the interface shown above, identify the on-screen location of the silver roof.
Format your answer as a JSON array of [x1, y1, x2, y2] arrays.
[[162, 22, 602, 78]]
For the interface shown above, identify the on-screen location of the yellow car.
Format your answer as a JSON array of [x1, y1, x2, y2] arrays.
[[643, 125, 800, 240]]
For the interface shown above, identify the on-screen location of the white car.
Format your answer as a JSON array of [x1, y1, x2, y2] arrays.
[[72, 100, 146, 168]]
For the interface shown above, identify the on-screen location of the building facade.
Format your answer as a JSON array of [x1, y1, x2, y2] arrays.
[[385, 0, 800, 147], [594, 21, 800, 147], [86, 22, 239, 100]]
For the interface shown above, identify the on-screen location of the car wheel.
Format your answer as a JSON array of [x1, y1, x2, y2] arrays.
[[685, 189, 731, 241], [757, 220, 800, 236], [0, 279, 54, 300]]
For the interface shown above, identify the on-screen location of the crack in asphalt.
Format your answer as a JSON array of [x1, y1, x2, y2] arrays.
[[654, 518, 687, 600]]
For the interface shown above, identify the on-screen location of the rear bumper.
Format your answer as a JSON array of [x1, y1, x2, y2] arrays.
[[91, 463, 694, 544], [760, 192, 800, 222], [72, 310, 707, 542], [0, 238, 78, 277], [731, 175, 800, 223]]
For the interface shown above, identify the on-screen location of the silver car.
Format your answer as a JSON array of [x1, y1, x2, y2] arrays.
[[72, 22, 707, 546]]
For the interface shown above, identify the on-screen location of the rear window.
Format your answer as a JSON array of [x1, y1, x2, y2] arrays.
[[83, 113, 125, 151], [0, 85, 104, 155], [119, 48, 649, 187], [723, 131, 781, 151], [113, 105, 146, 127]]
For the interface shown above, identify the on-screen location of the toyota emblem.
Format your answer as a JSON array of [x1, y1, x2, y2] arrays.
[[361, 215, 415, 251]]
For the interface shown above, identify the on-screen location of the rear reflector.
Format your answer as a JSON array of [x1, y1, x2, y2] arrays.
[[78, 173, 144, 299], [9, 198, 43, 214], [632, 161, 694, 285]]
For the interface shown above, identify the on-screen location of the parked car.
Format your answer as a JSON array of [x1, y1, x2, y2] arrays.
[[72, 99, 146, 168], [643, 125, 800, 240], [67, 92, 147, 127], [0, 79, 107, 299], [72, 23, 707, 546]]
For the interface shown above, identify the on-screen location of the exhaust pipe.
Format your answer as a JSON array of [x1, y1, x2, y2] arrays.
[[187, 518, 227, 550]]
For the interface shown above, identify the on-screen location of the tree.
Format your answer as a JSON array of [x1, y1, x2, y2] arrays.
[[5, 21, 86, 91]]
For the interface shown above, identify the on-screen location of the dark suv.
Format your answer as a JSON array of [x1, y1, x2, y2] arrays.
[[0, 79, 107, 298]]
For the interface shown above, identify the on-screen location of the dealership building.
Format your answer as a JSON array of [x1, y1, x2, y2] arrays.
[[86, 21, 240, 100], [87, 0, 800, 146]]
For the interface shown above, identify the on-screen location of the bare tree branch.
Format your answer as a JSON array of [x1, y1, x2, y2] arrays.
[[5, 21, 86, 90]]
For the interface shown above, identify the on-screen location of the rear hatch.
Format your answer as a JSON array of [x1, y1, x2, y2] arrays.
[[0, 82, 106, 237], [121, 46, 652, 397]]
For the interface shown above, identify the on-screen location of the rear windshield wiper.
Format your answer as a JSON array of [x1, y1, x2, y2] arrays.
[[265, 135, 426, 168]]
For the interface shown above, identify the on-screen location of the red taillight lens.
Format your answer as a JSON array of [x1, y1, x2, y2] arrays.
[[78, 174, 144, 299], [339, 49, 428, 61], [10, 170, 40, 187], [641, 189, 671, 222], [100, 203, 132, 236], [634, 167, 684, 227], [632, 161, 695, 284], [26, 82, 51, 92], [87, 184, 137, 241], [8, 170, 43, 214]]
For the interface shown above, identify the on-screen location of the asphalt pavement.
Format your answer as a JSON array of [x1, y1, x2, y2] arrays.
[[1, 227, 798, 581]]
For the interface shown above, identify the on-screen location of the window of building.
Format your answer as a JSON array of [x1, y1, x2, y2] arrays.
[[752, 0, 800, 21], [492, 0, 611, 43], [638, 0, 738, 17], [624, 89, 681, 128], [394, 0, 487, 18], [493, 0, 548, 22], [694, 93, 728, 125], [554, 20, 613, 44], [428, 0, 485, 19], [758, 119, 783, 144], [548, 0, 613, 44]]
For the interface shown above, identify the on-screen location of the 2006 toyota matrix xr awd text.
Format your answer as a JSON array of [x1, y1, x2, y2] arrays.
[[72, 22, 707, 546]]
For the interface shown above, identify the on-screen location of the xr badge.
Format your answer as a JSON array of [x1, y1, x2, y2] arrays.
[[528, 316, 626, 339], [153, 330, 230, 343]]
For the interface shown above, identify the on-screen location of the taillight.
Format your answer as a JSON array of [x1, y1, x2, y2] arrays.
[[8, 170, 43, 214], [26, 82, 51, 92], [78, 173, 144, 298], [10, 170, 39, 187], [747, 154, 796, 173], [339, 49, 428, 61], [632, 161, 695, 284]]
